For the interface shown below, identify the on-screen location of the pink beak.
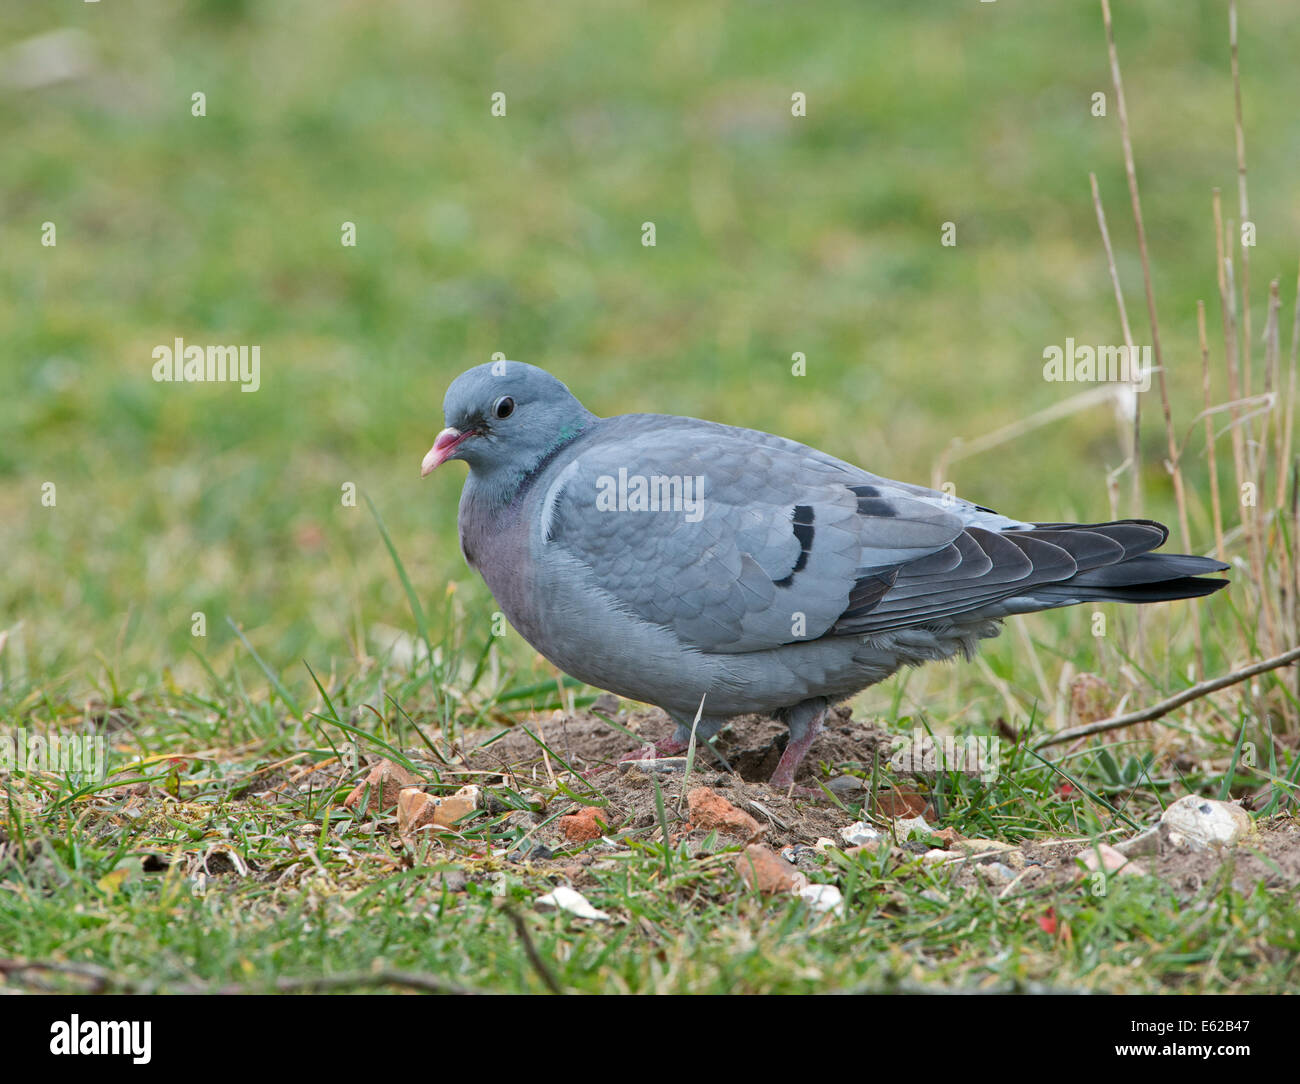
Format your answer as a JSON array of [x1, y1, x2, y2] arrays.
[[421, 427, 470, 476]]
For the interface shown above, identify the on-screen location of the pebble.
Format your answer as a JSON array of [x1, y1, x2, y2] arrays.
[[839, 820, 881, 846]]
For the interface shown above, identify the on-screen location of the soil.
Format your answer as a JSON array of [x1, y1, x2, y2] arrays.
[[440, 706, 1300, 894], [457, 704, 897, 850], [466, 702, 890, 785], [941, 819, 1300, 895], [436, 701, 904, 852]]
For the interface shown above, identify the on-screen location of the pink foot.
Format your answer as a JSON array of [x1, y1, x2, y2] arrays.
[[768, 706, 828, 796]]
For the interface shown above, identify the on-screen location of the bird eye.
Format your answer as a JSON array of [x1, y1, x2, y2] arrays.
[[493, 396, 515, 419]]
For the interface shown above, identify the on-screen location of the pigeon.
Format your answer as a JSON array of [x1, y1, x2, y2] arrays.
[[422, 361, 1228, 791]]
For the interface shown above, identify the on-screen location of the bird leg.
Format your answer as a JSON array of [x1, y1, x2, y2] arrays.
[[769, 698, 829, 793], [618, 710, 724, 766]]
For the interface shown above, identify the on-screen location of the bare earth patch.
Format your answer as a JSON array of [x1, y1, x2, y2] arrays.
[[461, 704, 894, 849], [457, 706, 1300, 895], [467, 702, 892, 783]]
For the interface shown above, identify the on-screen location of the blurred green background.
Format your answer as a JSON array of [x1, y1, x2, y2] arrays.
[[2, 0, 1296, 700]]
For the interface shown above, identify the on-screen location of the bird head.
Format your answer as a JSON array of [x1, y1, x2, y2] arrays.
[[422, 361, 596, 484]]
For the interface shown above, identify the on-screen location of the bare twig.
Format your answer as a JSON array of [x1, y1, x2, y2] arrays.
[[1198, 301, 1226, 561], [931, 384, 1119, 488], [0, 958, 483, 995], [247, 969, 481, 995], [1090, 171, 1142, 517], [1214, 190, 1248, 499], [1100, 0, 1183, 545], [1274, 259, 1300, 512], [1034, 645, 1300, 750], [1229, 1, 1253, 403], [0, 958, 118, 992], [505, 907, 563, 995], [1277, 263, 1300, 653], [1215, 191, 1279, 656], [1256, 280, 1282, 526], [1099, 0, 1196, 670]]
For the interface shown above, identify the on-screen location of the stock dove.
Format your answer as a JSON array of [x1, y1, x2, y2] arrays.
[[422, 362, 1228, 790]]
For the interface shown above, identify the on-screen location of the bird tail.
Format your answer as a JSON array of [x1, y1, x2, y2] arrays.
[[832, 518, 1228, 634], [1002, 520, 1229, 610]]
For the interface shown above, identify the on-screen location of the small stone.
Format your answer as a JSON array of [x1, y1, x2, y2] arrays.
[[781, 844, 823, 867], [431, 784, 480, 827], [398, 788, 437, 833], [976, 861, 1018, 883], [1159, 795, 1253, 851], [509, 838, 555, 861], [839, 820, 881, 846], [735, 844, 798, 895], [344, 758, 419, 814], [951, 838, 1019, 856], [559, 806, 609, 842], [536, 885, 610, 921], [398, 783, 481, 835], [798, 883, 845, 916], [930, 827, 961, 847], [813, 837, 838, 851], [1075, 842, 1148, 878], [892, 815, 932, 842], [687, 787, 763, 842]]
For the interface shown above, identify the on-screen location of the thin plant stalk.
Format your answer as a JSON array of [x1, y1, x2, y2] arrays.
[[1090, 171, 1142, 518], [1198, 301, 1227, 562]]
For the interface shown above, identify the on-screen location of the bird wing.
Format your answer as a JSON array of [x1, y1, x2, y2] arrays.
[[539, 415, 986, 652]]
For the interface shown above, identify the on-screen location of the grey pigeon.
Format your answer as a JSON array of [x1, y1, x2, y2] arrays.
[[422, 362, 1228, 791]]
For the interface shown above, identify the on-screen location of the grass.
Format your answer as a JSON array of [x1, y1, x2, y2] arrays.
[[2, 0, 1299, 994], [2, 671, 1296, 995]]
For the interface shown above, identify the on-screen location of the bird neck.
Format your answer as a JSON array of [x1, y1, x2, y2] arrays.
[[469, 416, 596, 511]]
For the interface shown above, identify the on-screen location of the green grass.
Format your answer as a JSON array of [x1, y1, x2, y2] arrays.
[[2, 0, 1299, 993], [1, 666, 1296, 995]]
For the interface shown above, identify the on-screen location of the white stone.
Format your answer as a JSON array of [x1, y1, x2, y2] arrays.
[[536, 885, 610, 921], [1160, 795, 1252, 851]]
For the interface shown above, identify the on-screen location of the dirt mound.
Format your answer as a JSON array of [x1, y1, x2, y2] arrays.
[[451, 704, 895, 852], [466, 702, 891, 785]]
